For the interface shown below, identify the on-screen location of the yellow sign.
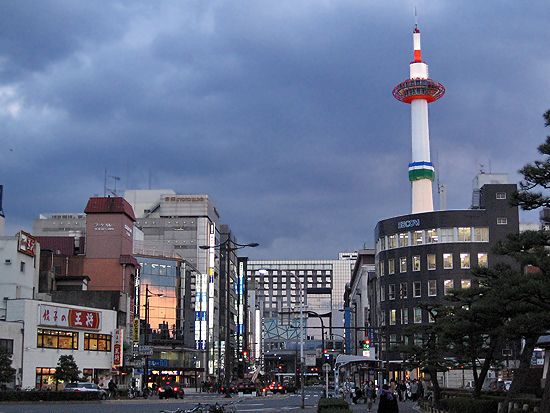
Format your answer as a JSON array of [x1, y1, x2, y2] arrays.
[[133, 318, 140, 343]]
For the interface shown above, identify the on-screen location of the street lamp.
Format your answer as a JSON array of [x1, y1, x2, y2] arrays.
[[200, 239, 258, 398], [259, 269, 305, 409], [143, 284, 164, 391]]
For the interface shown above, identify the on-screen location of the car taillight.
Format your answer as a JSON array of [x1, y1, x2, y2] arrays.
[[174, 387, 178, 391]]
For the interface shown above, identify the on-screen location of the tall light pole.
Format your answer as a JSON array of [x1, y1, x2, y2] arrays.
[[200, 239, 258, 397], [143, 284, 164, 391], [258, 270, 305, 409]]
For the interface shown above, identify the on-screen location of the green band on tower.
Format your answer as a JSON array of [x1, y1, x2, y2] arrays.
[[409, 168, 435, 182]]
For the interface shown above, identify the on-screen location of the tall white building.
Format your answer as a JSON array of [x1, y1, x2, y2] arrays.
[[124, 190, 223, 376]]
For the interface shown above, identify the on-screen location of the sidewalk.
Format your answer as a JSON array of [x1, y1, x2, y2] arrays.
[[349, 399, 420, 413]]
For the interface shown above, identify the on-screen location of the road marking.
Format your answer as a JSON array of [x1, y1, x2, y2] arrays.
[[239, 409, 276, 412]]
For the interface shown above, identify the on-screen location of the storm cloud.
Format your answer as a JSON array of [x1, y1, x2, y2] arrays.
[[1, 1, 548, 259]]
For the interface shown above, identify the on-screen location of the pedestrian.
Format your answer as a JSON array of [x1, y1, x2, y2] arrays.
[[353, 385, 363, 404], [416, 380, 424, 401], [363, 381, 375, 412], [377, 384, 398, 413], [410, 380, 418, 402], [108, 379, 118, 399]]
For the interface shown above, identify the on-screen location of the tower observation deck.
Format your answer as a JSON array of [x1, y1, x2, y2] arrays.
[[393, 26, 445, 214]]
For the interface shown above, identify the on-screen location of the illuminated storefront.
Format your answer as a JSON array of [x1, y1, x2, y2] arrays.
[[5, 299, 117, 389]]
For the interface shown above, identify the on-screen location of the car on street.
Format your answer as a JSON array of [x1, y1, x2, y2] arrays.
[[64, 382, 108, 399], [158, 383, 185, 399], [262, 381, 286, 394]]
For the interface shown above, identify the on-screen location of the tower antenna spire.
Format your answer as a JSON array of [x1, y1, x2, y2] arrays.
[[414, 6, 418, 29]]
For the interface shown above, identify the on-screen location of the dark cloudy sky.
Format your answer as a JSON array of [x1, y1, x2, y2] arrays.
[[1, 1, 548, 259]]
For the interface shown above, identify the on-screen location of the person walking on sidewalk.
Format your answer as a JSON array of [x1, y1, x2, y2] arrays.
[[363, 381, 375, 412], [377, 384, 398, 413]]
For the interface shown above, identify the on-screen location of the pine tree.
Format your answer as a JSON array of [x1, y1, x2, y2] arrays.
[[510, 109, 550, 412], [53, 355, 80, 390], [0, 349, 15, 385]]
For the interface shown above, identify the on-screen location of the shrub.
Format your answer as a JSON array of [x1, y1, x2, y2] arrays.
[[318, 397, 351, 413], [438, 396, 499, 413], [0, 390, 102, 402]]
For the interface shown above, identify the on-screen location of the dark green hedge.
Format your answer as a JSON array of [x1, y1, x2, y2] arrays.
[[318, 397, 351, 413], [0, 391, 103, 402], [438, 397, 499, 413]]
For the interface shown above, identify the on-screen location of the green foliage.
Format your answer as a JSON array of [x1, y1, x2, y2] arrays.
[[514, 109, 550, 210], [0, 349, 16, 384], [0, 391, 102, 401], [317, 397, 351, 413], [438, 397, 499, 413], [53, 355, 80, 384]]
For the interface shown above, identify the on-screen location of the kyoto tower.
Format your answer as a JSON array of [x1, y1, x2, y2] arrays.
[[393, 24, 445, 213]]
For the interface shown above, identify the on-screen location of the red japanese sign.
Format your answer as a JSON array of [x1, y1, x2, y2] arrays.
[[113, 329, 123, 367], [18, 231, 36, 257], [39, 304, 101, 331]]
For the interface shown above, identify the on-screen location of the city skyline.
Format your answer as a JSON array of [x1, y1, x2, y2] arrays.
[[0, 1, 548, 259]]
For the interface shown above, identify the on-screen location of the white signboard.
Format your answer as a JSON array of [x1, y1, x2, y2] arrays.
[[305, 353, 317, 367]]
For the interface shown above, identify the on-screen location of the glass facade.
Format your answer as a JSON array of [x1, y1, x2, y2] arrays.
[[138, 257, 185, 342]]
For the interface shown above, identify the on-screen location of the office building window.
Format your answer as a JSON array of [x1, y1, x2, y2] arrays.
[[37, 329, 78, 350], [414, 308, 422, 324], [428, 280, 437, 296], [388, 284, 396, 300], [412, 256, 420, 272], [380, 285, 385, 302], [401, 308, 409, 324], [428, 312, 435, 323], [0, 339, 13, 354], [443, 253, 453, 269], [444, 280, 454, 295], [473, 227, 489, 242], [461, 279, 472, 289], [478, 253, 488, 268], [496, 192, 507, 199], [412, 230, 423, 245], [427, 254, 436, 270], [388, 235, 397, 248], [399, 282, 408, 299], [440, 228, 454, 243], [399, 232, 409, 247], [457, 227, 471, 242], [413, 281, 421, 298], [390, 309, 397, 325], [426, 229, 438, 243], [399, 257, 407, 273], [84, 333, 112, 352], [379, 261, 385, 276], [497, 217, 508, 225], [388, 259, 395, 275], [460, 253, 471, 269]]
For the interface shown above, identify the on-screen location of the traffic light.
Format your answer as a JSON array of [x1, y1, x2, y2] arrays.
[[361, 339, 371, 350], [242, 350, 249, 361], [323, 349, 333, 361]]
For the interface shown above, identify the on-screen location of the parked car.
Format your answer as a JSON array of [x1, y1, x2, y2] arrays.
[[158, 383, 185, 399], [64, 382, 108, 399]]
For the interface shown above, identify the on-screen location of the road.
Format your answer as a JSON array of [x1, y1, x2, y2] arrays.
[[0, 389, 421, 413], [0, 389, 322, 413]]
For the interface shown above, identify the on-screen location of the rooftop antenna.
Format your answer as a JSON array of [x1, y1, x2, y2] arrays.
[[414, 6, 419, 29], [103, 169, 121, 197]]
